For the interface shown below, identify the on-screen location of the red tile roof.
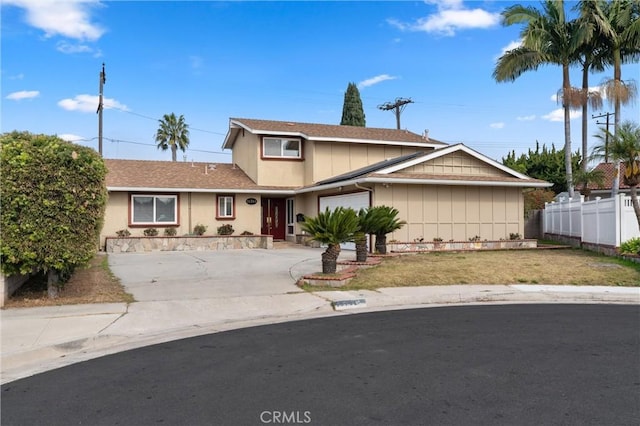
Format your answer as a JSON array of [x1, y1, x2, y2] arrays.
[[228, 118, 445, 145], [587, 162, 629, 190]]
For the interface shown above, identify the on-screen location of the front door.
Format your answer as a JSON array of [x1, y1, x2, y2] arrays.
[[261, 198, 286, 240]]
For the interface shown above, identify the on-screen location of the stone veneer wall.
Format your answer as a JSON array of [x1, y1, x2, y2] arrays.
[[387, 239, 537, 253], [106, 235, 273, 253]]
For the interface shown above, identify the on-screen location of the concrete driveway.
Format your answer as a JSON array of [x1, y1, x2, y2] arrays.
[[108, 246, 327, 302]]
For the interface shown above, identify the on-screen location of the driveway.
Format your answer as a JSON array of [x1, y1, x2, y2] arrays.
[[108, 246, 326, 302]]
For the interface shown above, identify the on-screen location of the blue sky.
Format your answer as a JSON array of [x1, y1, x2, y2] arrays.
[[2, 0, 638, 164]]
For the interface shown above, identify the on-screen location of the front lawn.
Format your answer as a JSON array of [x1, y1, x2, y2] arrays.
[[331, 249, 640, 290]]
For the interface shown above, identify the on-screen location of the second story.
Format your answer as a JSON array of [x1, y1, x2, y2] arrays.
[[221, 118, 446, 187]]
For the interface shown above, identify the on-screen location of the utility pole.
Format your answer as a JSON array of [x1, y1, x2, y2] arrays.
[[378, 98, 413, 130], [97, 63, 106, 156], [592, 112, 612, 163]]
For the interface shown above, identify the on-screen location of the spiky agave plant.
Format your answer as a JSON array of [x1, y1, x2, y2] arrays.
[[301, 207, 360, 274]]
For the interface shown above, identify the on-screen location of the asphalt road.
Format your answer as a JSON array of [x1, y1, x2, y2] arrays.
[[2, 304, 639, 426]]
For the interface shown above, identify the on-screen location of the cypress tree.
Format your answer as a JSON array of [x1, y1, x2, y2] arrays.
[[340, 82, 366, 127]]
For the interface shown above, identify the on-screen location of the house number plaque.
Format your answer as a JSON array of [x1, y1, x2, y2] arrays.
[[246, 198, 257, 205]]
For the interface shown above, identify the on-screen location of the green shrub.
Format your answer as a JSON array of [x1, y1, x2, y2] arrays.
[[143, 228, 159, 236], [510, 233, 522, 240], [217, 224, 234, 235], [164, 227, 177, 236], [193, 224, 207, 235], [240, 230, 254, 236], [0, 131, 107, 282], [620, 237, 640, 255]]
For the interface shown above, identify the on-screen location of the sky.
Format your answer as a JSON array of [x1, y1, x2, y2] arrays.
[[1, 0, 638, 165]]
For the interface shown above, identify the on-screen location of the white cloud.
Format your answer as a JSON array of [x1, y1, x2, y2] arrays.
[[389, 1, 500, 36], [7, 73, 25, 80], [6, 90, 40, 100], [57, 94, 128, 113], [4, 0, 105, 41], [517, 115, 536, 121], [56, 40, 101, 57], [58, 133, 86, 142], [542, 108, 582, 122], [358, 74, 398, 88], [490, 122, 505, 129]]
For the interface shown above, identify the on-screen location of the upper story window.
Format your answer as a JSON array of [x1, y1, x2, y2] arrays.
[[263, 137, 301, 159], [131, 194, 178, 225]]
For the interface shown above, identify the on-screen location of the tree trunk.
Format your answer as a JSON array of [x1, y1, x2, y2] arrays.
[[321, 244, 341, 274], [611, 47, 622, 197], [354, 232, 368, 262], [171, 144, 177, 162], [375, 234, 387, 255], [47, 269, 59, 299], [562, 64, 574, 198], [629, 185, 640, 230], [581, 64, 589, 172]]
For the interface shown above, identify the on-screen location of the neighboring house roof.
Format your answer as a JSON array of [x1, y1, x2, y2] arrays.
[[222, 117, 446, 150], [104, 159, 296, 194], [587, 162, 629, 190]]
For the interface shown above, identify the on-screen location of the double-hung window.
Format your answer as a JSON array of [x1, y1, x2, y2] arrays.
[[131, 195, 178, 225], [263, 138, 301, 159], [217, 195, 235, 219]]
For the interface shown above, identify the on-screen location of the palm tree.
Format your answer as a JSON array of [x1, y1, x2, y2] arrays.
[[155, 113, 190, 162], [591, 120, 640, 227], [572, 166, 605, 199], [578, 0, 640, 195], [301, 207, 360, 274], [367, 206, 407, 255], [354, 208, 383, 262], [494, 0, 586, 198]]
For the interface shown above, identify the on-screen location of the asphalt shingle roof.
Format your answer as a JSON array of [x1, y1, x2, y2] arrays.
[[104, 159, 295, 191], [588, 162, 629, 190], [229, 118, 446, 145]]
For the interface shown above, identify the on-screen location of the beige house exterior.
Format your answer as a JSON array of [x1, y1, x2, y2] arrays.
[[101, 118, 551, 248]]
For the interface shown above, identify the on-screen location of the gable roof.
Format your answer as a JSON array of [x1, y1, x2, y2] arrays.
[[222, 118, 446, 150], [298, 144, 552, 193], [104, 159, 296, 194]]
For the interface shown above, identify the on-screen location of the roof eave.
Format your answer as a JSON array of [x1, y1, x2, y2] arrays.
[[107, 186, 296, 195]]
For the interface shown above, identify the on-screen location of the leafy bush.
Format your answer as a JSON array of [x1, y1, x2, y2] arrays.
[[510, 233, 522, 240], [217, 224, 234, 235], [240, 230, 254, 236], [0, 131, 107, 285], [143, 228, 159, 236], [193, 224, 207, 235], [164, 227, 177, 236], [116, 229, 131, 237], [620, 237, 640, 255]]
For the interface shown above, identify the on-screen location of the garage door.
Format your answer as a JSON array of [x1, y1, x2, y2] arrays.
[[319, 192, 370, 250]]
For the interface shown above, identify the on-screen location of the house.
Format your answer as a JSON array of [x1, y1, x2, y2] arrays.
[[101, 118, 551, 248], [586, 162, 630, 199]]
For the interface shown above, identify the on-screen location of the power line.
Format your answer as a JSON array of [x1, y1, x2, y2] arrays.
[[108, 105, 227, 135], [377, 98, 414, 129]]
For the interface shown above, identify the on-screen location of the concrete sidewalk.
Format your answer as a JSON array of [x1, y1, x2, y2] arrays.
[[2, 248, 639, 384]]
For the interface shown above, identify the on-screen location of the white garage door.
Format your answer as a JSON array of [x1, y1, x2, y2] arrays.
[[319, 192, 370, 250]]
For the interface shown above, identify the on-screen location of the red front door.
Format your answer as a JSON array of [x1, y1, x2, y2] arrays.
[[261, 198, 286, 240]]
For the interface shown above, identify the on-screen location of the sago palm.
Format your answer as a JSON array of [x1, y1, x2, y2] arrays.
[[155, 113, 190, 162], [301, 207, 360, 274], [367, 206, 407, 255]]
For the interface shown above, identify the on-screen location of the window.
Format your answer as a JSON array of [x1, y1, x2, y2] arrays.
[[217, 195, 235, 219], [131, 195, 177, 225], [286, 198, 295, 235], [263, 138, 301, 159]]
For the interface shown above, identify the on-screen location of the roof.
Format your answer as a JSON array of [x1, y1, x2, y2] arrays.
[[104, 159, 296, 193], [587, 162, 629, 190], [222, 117, 446, 149]]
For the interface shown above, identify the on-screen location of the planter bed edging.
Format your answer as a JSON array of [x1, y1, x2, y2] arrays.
[[387, 239, 538, 253], [105, 235, 273, 253]]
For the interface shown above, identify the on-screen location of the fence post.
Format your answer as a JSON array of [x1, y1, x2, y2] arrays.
[[615, 194, 622, 247]]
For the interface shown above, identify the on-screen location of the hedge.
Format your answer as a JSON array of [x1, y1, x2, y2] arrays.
[[0, 131, 107, 281]]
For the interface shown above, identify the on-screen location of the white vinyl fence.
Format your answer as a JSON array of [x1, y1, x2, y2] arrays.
[[543, 194, 639, 247]]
